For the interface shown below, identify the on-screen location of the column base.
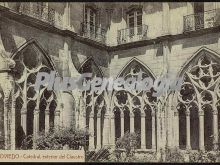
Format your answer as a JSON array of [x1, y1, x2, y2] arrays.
[[109, 144, 115, 150], [96, 145, 101, 150], [89, 146, 95, 151], [186, 145, 191, 150], [141, 145, 146, 150], [199, 146, 205, 151]]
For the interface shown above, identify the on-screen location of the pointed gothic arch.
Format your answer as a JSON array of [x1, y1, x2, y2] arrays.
[[116, 57, 156, 79], [13, 39, 60, 149], [79, 57, 107, 149], [177, 47, 220, 150], [11, 39, 57, 72], [79, 56, 104, 77], [112, 57, 157, 149], [178, 47, 220, 77]]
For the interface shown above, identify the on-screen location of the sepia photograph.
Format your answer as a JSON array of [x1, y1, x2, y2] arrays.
[[0, 1, 220, 163]]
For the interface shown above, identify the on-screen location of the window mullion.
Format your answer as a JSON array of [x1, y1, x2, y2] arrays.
[[134, 11, 137, 36]]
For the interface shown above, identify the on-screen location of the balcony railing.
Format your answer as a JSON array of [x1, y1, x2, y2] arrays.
[[183, 9, 220, 32], [117, 25, 148, 44], [81, 22, 106, 43], [19, 3, 55, 25]]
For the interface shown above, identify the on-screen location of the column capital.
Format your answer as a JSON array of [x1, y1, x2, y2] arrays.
[[141, 112, 145, 117], [130, 113, 134, 118], [21, 108, 27, 115], [104, 112, 110, 118], [97, 113, 101, 118], [185, 111, 190, 116], [199, 111, 204, 116], [34, 109, 40, 114], [90, 113, 94, 118], [0, 50, 15, 72], [151, 110, 156, 116], [171, 105, 176, 111], [45, 109, 50, 115], [212, 109, 218, 115]]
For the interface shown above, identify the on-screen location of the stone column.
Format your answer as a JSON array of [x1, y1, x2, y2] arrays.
[[103, 113, 110, 146], [54, 110, 60, 130], [89, 113, 95, 150], [10, 89, 16, 150], [96, 113, 101, 149], [166, 103, 172, 147], [121, 112, 124, 137], [3, 92, 10, 149], [199, 111, 205, 150], [75, 106, 79, 129], [130, 112, 134, 133], [156, 106, 161, 151], [33, 109, 40, 137], [80, 96, 86, 129], [0, 90, 4, 149], [83, 112, 87, 129], [21, 108, 27, 135], [186, 111, 191, 149], [152, 110, 156, 150], [33, 109, 39, 149], [141, 112, 146, 149], [174, 111, 179, 148], [45, 108, 50, 133], [0, 51, 15, 149], [213, 110, 218, 150], [110, 115, 115, 148]]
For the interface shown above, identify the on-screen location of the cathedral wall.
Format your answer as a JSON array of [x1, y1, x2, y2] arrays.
[[109, 32, 220, 79]]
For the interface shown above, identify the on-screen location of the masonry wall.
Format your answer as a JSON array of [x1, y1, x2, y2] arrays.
[[109, 31, 220, 79], [0, 15, 109, 131]]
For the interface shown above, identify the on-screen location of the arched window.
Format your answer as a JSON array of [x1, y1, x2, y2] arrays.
[[112, 58, 156, 149], [79, 57, 106, 149], [177, 48, 220, 151], [13, 40, 58, 149]]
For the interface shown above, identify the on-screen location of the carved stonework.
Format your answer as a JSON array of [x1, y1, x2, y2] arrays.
[[11, 42, 59, 149], [90, 113, 94, 118], [185, 111, 190, 116], [199, 111, 204, 116], [0, 50, 15, 72], [178, 52, 220, 115]]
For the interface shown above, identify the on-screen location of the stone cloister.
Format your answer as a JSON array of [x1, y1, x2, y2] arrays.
[[77, 47, 220, 151], [0, 39, 220, 152]]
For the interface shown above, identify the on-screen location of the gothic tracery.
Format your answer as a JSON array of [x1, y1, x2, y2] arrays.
[[112, 58, 157, 149], [177, 49, 220, 150], [13, 42, 59, 148]]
